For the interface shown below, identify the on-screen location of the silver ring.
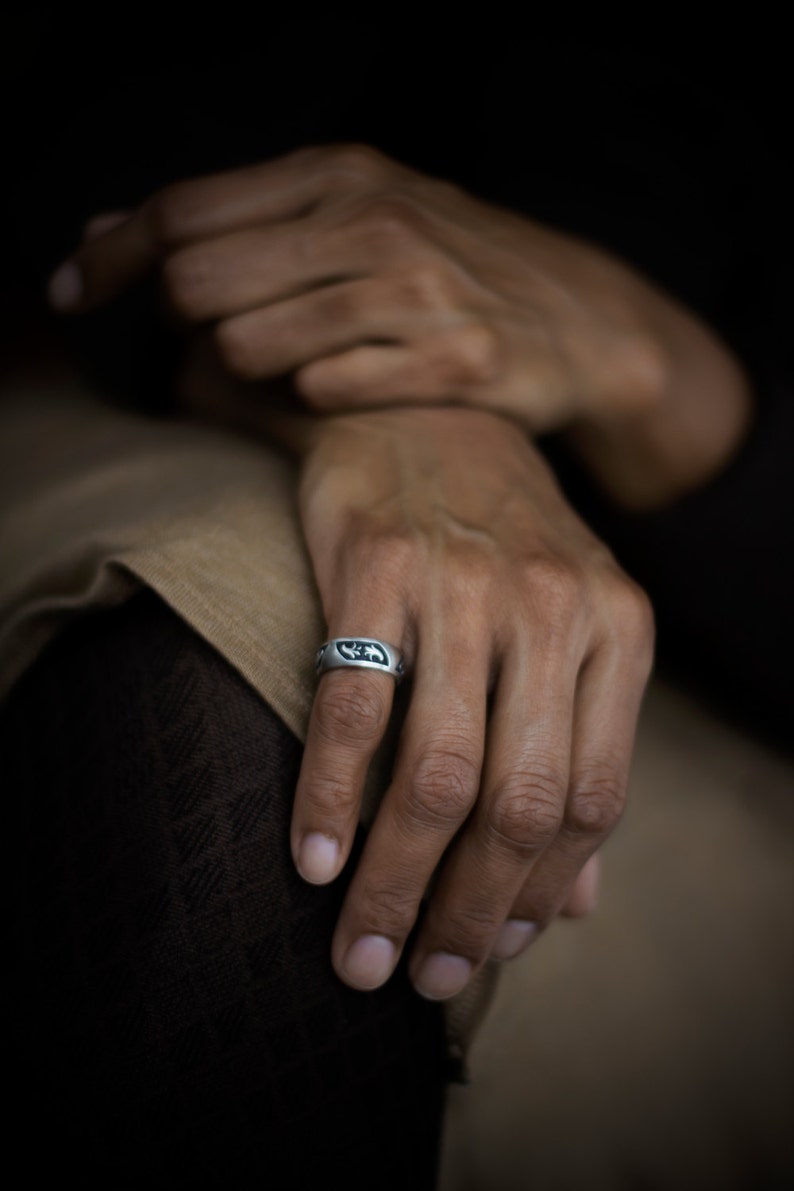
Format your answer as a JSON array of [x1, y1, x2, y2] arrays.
[[315, 637, 406, 683]]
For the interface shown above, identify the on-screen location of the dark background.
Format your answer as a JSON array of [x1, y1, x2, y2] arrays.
[[2, 14, 792, 751]]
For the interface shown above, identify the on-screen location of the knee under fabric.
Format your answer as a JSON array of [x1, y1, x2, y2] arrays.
[[1, 590, 448, 1190]]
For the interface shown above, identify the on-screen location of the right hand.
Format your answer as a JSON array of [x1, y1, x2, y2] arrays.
[[49, 143, 670, 434], [52, 143, 753, 507]]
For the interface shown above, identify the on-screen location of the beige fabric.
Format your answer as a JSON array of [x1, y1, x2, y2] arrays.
[[439, 679, 794, 1190], [3, 385, 792, 1186], [0, 386, 317, 738], [0, 382, 496, 1055]]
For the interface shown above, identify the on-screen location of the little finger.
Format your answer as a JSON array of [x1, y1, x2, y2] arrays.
[[407, 638, 577, 999], [495, 630, 652, 955]]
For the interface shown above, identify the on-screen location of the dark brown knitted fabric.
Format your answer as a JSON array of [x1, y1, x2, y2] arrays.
[[1, 590, 447, 1189]]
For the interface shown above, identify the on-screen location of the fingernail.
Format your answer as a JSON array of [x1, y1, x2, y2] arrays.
[[341, 935, 396, 990], [413, 953, 472, 1001], [47, 263, 82, 311], [490, 919, 538, 961], [297, 833, 340, 884]]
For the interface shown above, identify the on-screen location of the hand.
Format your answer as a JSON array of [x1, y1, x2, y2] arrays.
[[293, 405, 653, 998], [50, 143, 754, 507], [48, 143, 672, 434]]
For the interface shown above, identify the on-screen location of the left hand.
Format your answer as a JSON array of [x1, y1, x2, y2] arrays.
[[293, 405, 654, 997]]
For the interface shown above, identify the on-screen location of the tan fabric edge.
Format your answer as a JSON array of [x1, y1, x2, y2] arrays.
[[122, 547, 318, 748], [0, 383, 500, 1058], [0, 559, 140, 705]]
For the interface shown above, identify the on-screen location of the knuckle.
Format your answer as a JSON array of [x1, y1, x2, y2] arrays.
[[624, 331, 669, 406], [325, 142, 386, 179], [567, 772, 625, 837], [444, 323, 500, 385], [625, 583, 656, 650], [406, 747, 480, 826], [441, 904, 502, 955], [397, 265, 450, 310], [359, 878, 418, 936], [488, 772, 564, 854], [301, 766, 358, 818], [436, 545, 495, 607], [367, 527, 418, 577], [312, 676, 389, 745], [345, 524, 419, 593], [604, 572, 656, 665], [523, 557, 582, 630], [294, 360, 338, 407], [322, 284, 366, 323], [355, 194, 420, 246]]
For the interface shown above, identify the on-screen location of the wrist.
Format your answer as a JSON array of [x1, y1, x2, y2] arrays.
[[564, 286, 755, 510]]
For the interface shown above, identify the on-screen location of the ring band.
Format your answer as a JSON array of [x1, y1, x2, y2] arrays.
[[315, 637, 406, 683]]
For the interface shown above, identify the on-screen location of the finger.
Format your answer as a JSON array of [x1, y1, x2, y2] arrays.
[[48, 201, 163, 313], [159, 223, 360, 325], [293, 669, 396, 886], [82, 211, 132, 241], [405, 631, 578, 999], [159, 216, 452, 327], [560, 851, 600, 917], [486, 852, 601, 964], [494, 633, 650, 957], [291, 599, 407, 889], [296, 323, 496, 410], [330, 624, 491, 993], [214, 278, 439, 380], [46, 148, 337, 314]]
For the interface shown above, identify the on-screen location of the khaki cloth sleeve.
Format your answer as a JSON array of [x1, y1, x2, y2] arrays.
[[0, 382, 497, 1065]]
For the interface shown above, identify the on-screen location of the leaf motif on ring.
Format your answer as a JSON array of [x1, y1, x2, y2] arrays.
[[337, 640, 388, 666]]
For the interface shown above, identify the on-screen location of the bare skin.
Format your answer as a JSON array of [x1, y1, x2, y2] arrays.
[[51, 143, 753, 509], [51, 143, 764, 996], [294, 407, 653, 996]]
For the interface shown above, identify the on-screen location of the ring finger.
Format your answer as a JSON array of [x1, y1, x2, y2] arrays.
[[330, 619, 492, 992], [291, 605, 408, 888]]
